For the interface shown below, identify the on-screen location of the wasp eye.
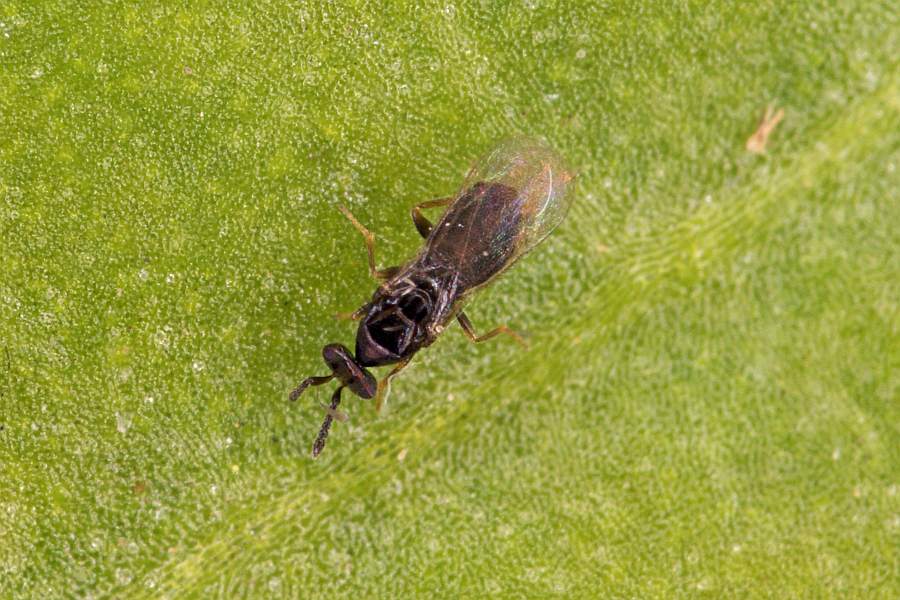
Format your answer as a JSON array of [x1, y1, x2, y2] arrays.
[[367, 311, 407, 356], [399, 291, 430, 321]]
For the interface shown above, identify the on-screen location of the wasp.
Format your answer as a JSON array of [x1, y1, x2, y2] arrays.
[[290, 138, 574, 457]]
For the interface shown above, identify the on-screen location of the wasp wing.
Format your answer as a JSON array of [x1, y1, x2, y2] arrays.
[[423, 137, 574, 291]]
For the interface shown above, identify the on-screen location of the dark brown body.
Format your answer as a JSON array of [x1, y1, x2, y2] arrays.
[[290, 138, 573, 457], [356, 182, 522, 368]]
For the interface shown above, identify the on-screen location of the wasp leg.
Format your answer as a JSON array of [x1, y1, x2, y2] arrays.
[[338, 205, 400, 281], [374, 356, 412, 413], [289, 374, 334, 402], [377, 265, 401, 280], [319, 401, 349, 422], [457, 311, 528, 348], [335, 305, 368, 321], [312, 385, 344, 458], [411, 196, 453, 238]]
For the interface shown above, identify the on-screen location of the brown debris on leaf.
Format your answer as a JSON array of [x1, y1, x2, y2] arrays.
[[746, 104, 784, 154]]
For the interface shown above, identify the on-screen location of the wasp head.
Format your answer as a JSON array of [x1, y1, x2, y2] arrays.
[[355, 277, 441, 367]]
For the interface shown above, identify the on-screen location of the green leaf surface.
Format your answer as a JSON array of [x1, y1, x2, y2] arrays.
[[2, 1, 898, 597]]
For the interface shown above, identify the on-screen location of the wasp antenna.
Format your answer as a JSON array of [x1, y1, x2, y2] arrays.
[[319, 401, 349, 423], [312, 385, 345, 458], [288, 374, 334, 402]]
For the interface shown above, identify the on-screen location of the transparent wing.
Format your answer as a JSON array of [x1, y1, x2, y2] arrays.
[[424, 137, 574, 290], [463, 136, 573, 253]]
